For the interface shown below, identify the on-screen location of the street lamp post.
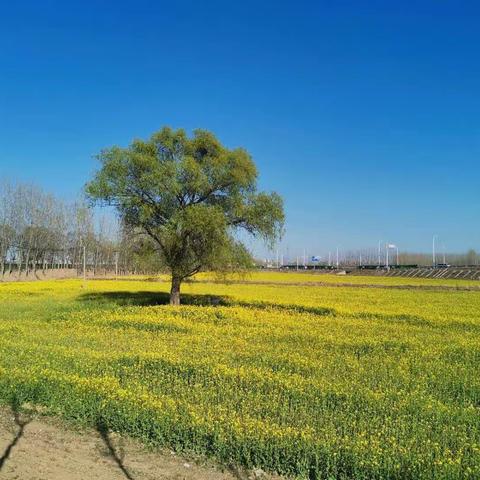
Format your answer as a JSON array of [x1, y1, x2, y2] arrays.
[[385, 243, 398, 270]]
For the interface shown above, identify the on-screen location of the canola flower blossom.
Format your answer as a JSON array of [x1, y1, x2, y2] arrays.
[[0, 276, 479, 479]]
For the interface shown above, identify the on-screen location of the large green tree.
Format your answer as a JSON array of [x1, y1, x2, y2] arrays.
[[86, 127, 284, 304]]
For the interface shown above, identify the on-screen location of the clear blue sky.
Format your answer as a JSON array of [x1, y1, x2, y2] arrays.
[[1, 1, 479, 258]]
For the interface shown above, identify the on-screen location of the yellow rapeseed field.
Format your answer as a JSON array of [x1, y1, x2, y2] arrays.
[[195, 270, 480, 288], [0, 275, 479, 479]]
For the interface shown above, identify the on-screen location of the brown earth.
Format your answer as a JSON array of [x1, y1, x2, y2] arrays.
[[0, 269, 79, 283], [0, 408, 277, 480], [0, 269, 116, 283]]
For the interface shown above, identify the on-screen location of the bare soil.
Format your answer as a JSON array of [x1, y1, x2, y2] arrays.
[[0, 269, 119, 283], [0, 408, 275, 480], [0, 269, 78, 282]]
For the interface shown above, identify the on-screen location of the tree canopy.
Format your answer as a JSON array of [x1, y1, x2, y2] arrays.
[[86, 127, 284, 304]]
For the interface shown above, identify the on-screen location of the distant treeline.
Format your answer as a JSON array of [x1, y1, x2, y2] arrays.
[[334, 248, 479, 267], [0, 180, 162, 277], [264, 247, 479, 269], [2, 179, 478, 276]]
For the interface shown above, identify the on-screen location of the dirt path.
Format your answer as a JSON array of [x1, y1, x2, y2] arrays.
[[0, 408, 273, 480]]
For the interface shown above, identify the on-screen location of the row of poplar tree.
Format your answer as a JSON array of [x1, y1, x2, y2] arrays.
[[0, 179, 160, 277]]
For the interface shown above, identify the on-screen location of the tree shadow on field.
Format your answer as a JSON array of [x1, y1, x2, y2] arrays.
[[0, 398, 32, 472], [78, 291, 231, 307], [77, 291, 338, 319], [95, 418, 135, 480]]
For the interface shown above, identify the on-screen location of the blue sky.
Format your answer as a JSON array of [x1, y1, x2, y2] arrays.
[[0, 1, 479, 258]]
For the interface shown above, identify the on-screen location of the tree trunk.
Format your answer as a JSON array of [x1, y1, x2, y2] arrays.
[[17, 252, 23, 275], [25, 250, 31, 276], [170, 276, 182, 306]]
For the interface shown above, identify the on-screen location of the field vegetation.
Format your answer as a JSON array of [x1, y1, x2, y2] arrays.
[[195, 271, 480, 288], [0, 274, 479, 479]]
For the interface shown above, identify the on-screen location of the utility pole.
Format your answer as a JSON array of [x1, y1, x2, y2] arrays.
[[442, 244, 446, 264], [386, 243, 389, 269], [296, 256, 299, 270], [328, 252, 331, 267], [396, 246, 399, 266], [432, 235, 437, 267], [378, 240, 382, 267], [336, 246, 339, 269], [303, 248, 306, 267]]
